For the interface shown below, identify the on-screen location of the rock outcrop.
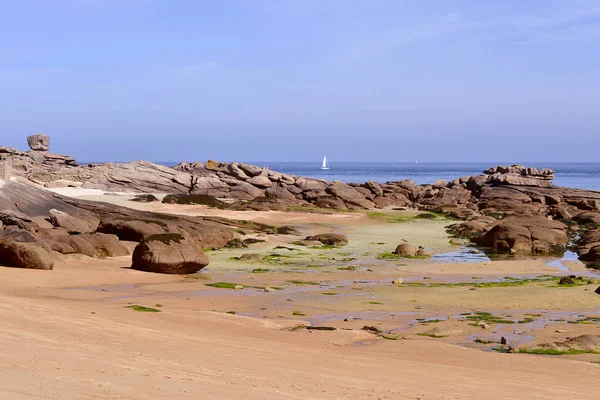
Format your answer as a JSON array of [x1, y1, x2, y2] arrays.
[[6, 136, 600, 263], [472, 215, 568, 255], [0, 177, 278, 271], [131, 233, 209, 274]]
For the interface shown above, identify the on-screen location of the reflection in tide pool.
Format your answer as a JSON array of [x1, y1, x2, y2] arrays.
[[431, 249, 491, 263], [546, 251, 580, 273]]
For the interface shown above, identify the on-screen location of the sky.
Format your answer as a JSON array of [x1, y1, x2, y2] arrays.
[[0, 0, 599, 163]]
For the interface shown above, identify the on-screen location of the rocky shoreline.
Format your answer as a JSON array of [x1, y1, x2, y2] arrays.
[[2, 135, 600, 272]]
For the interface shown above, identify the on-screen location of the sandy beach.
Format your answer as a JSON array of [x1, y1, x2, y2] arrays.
[[2, 190, 600, 399]]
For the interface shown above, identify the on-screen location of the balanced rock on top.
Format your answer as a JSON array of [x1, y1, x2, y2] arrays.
[[27, 134, 50, 151]]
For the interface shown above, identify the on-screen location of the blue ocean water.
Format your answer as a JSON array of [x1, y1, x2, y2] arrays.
[[241, 162, 600, 192]]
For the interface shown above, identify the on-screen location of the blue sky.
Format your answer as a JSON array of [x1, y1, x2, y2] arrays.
[[1, 0, 599, 162]]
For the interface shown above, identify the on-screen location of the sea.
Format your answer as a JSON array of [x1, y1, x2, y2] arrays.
[[143, 161, 600, 192]]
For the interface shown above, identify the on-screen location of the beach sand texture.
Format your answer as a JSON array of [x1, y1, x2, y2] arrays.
[[1, 193, 599, 399]]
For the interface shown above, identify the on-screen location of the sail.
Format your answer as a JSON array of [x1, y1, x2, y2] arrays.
[[321, 156, 328, 169]]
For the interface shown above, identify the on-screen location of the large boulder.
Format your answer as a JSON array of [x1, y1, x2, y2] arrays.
[[0, 229, 55, 270], [305, 233, 348, 246], [131, 233, 209, 274], [393, 243, 418, 256], [473, 215, 567, 255], [49, 208, 99, 234], [27, 134, 50, 151]]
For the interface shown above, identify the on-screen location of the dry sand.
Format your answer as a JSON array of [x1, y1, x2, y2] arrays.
[[1, 259, 599, 400]]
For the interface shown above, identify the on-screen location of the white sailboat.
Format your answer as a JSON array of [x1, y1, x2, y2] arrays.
[[321, 156, 329, 170]]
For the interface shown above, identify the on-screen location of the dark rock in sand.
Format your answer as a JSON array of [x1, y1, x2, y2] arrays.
[[275, 226, 300, 235], [225, 238, 246, 248], [162, 194, 226, 207], [130, 194, 159, 203], [131, 233, 209, 274], [394, 243, 418, 256], [0, 229, 55, 270], [238, 253, 266, 262], [305, 233, 348, 246], [558, 277, 575, 285], [361, 326, 383, 334]]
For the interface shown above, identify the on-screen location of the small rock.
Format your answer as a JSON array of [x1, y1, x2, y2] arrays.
[[234, 285, 244, 290], [558, 277, 575, 285], [481, 323, 489, 329], [304, 233, 348, 246], [264, 287, 276, 292], [361, 326, 382, 334], [500, 336, 507, 345], [392, 278, 404, 285], [306, 326, 336, 331], [595, 286, 600, 294], [469, 249, 481, 254]]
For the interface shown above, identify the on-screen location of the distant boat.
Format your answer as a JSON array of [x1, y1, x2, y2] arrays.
[[321, 156, 329, 170]]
